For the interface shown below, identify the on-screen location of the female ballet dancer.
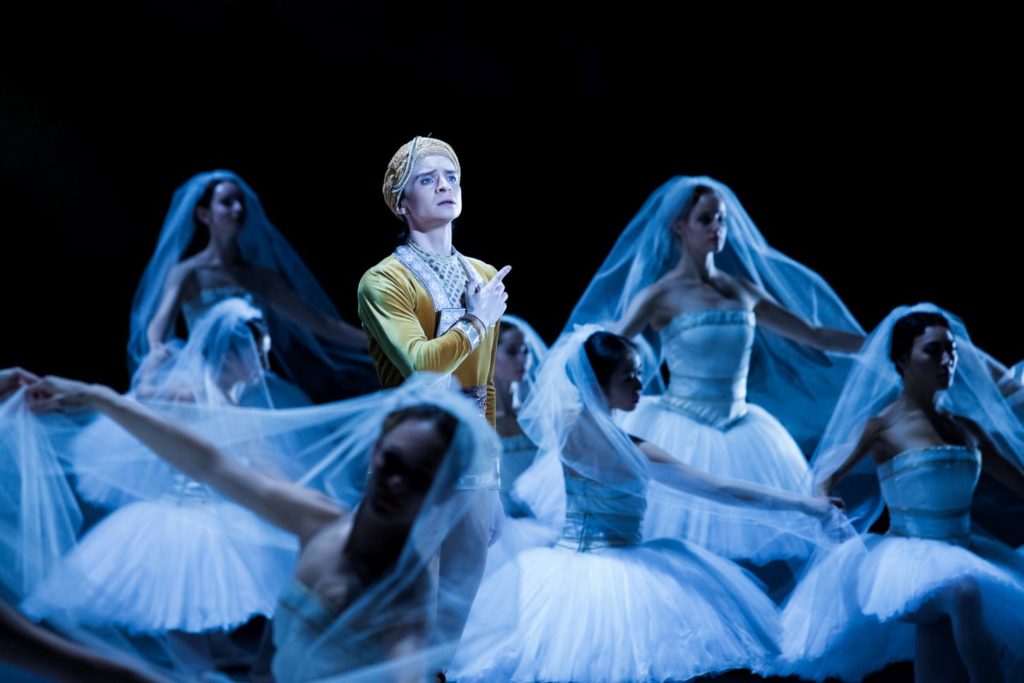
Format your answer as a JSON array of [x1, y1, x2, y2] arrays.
[[454, 329, 845, 682], [21, 372, 503, 682], [562, 176, 863, 566], [131, 170, 374, 403], [781, 305, 1024, 682]]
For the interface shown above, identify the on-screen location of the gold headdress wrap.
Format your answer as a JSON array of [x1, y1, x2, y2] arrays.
[[382, 136, 461, 217]]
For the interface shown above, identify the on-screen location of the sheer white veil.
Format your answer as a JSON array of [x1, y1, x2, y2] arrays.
[[566, 176, 863, 452]]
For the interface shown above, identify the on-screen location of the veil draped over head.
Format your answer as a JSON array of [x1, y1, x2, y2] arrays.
[[515, 326, 850, 558], [128, 170, 376, 402], [566, 176, 864, 452], [277, 373, 507, 682], [810, 303, 1024, 534]]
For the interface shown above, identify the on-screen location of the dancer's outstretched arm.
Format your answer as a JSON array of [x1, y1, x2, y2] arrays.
[[639, 438, 841, 518], [27, 376, 343, 544]]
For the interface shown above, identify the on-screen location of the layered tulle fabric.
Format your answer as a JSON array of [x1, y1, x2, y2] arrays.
[[628, 401, 814, 562], [613, 308, 814, 562], [781, 533, 1024, 681], [783, 445, 1024, 680], [455, 537, 780, 682], [22, 496, 296, 633]]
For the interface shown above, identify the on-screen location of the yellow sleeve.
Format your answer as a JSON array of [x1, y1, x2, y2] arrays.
[[358, 267, 474, 378]]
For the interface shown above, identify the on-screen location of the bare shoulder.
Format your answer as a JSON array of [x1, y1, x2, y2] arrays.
[[629, 280, 673, 320], [164, 258, 202, 297], [873, 400, 904, 429], [302, 508, 352, 547], [295, 513, 354, 577], [652, 269, 684, 289], [169, 254, 203, 279], [639, 276, 679, 304], [865, 409, 902, 460], [719, 271, 760, 301]]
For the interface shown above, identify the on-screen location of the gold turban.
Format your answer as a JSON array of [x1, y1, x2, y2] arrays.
[[382, 136, 461, 217]]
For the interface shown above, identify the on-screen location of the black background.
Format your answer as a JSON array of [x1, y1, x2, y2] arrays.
[[2, 3, 1019, 392]]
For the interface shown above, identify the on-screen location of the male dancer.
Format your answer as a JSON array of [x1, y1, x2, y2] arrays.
[[358, 136, 509, 422], [357, 136, 510, 660]]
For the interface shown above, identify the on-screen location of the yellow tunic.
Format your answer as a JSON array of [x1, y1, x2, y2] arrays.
[[357, 253, 499, 425]]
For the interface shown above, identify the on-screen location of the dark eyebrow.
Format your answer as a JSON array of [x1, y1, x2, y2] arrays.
[[415, 168, 458, 179]]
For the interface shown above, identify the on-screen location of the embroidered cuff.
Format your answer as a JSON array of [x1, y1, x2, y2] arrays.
[[463, 312, 489, 338], [453, 318, 483, 350]]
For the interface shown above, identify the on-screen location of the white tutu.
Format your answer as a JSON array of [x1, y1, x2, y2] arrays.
[[780, 534, 1024, 681], [454, 537, 779, 682], [482, 515, 558, 579], [71, 414, 176, 509], [621, 399, 813, 562], [23, 496, 297, 633]]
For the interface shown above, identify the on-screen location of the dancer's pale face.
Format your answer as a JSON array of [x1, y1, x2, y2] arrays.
[[495, 328, 529, 382], [675, 193, 727, 255], [397, 155, 462, 229], [367, 419, 449, 523], [602, 351, 644, 411], [198, 181, 246, 245], [899, 325, 958, 393]]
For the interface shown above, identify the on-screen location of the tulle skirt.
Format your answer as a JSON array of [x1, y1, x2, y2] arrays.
[[779, 533, 1024, 681], [620, 398, 813, 563], [453, 537, 780, 682], [482, 515, 559, 579], [22, 496, 297, 633]]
